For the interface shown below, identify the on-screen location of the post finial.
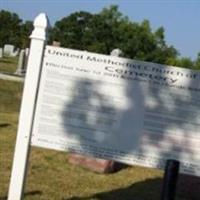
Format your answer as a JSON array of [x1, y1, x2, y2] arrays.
[[30, 13, 49, 40]]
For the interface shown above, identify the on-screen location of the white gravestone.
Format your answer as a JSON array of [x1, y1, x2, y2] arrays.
[[15, 49, 26, 75], [25, 48, 29, 57], [24, 48, 30, 73], [110, 48, 123, 57], [11, 48, 19, 57], [0, 48, 3, 58], [4, 44, 15, 56]]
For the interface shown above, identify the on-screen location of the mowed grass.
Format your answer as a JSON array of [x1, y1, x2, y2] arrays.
[[0, 58, 199, 200], [0, 57, 18, 74], [0, 79, 23, 199]]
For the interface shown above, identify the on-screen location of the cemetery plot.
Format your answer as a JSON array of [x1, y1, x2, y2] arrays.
[[32, 45, 200, 176]]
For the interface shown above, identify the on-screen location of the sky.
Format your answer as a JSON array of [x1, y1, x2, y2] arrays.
[[1, 0, 200, 60]]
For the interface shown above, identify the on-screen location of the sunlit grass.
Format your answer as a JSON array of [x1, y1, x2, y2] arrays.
[[0, 57, 18, 74]]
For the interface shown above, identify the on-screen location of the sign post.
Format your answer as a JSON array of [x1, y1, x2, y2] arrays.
[[8, 13, 48, 200], [161, 159, 180, 200]]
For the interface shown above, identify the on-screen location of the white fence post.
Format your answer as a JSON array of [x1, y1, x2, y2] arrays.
[[8, 13, 49, 200]]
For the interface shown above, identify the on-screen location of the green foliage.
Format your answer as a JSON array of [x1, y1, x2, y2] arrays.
[[0, 10, 22, 47], [49, 11, 93, 50], [0, 10, 32, 48], [20, 20, 33, 48], [50, 5, 178, 64], [167, 56, 199, 69], [194, 52, 200, 69]]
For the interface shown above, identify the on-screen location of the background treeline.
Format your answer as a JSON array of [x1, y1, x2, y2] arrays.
[[0, 5, 200, 69]]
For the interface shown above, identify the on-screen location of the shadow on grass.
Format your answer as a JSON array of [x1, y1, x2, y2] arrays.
[[65, 175, 200, 200], [0, 190, 42, 200], [0, 123, 11, 128], [65, 178, 162, 200], [177, 174, 200, 200]]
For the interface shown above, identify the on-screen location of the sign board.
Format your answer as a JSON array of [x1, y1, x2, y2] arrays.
[[31, 45, 200, 176], [8, 13, 200, 200]]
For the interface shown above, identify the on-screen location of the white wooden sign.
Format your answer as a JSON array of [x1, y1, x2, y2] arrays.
[[8, 13, 200, 200], [32, 45, 200, 177]]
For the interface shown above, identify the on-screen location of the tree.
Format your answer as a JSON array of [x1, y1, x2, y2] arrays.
[[0, 10, 22, 47], [86, 5, 127, 54], [50, 5, 177, 65], [194, 52, 200, 69], [49, 11, 93, 49], [20, 20, 33, 48]]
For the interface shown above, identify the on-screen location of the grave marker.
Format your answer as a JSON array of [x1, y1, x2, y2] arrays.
[[11, 48, 19, 57], [0, 48, 3, 58], [15, 49, 26, 75], [52, 41, 61, 47], [4, 44, 14, 56], [25, 48, 29, 57]]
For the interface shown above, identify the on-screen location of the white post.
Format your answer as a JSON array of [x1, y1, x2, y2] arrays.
[[8, 13, 49, 200]]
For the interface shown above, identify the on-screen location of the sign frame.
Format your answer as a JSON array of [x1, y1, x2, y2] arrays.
[[8, 13, 49, 200]]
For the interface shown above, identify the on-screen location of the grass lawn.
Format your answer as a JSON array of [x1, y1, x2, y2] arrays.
[[0, 58, 199, 200], [0, 57, 18, 74]]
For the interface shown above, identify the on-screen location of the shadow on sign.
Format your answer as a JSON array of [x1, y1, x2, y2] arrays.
[[62, 65, 200, 173]]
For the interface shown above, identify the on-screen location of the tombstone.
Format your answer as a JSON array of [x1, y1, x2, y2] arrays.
[[15, 49, 26, 76], [110, 48, 124, 57], [25, 48, 29, 57], [0, 48, 3, 58], [11, 48, 19, 57], [4, 44, 15, 56], [68, 49, 125, 173], [23, 48, 30, 73], [52, 41, 61, 47]]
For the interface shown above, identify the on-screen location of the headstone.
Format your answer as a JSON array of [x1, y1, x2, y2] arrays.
[[68, 153, 123, 173], [15, 49, 26, 75], [4, 44, 15, 56], [11, 48, 19, 57], [52, 41, 61, 47], [25, 48, 29, 57], [23, 48, 30, 73], [110, 48, 123, 57], [0, 48, 3, 58]]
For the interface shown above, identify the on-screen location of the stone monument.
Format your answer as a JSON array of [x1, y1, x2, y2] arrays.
[[15, 49, 26, 75], [4, 44, 15, 56], [0, 48, 3, 58]]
